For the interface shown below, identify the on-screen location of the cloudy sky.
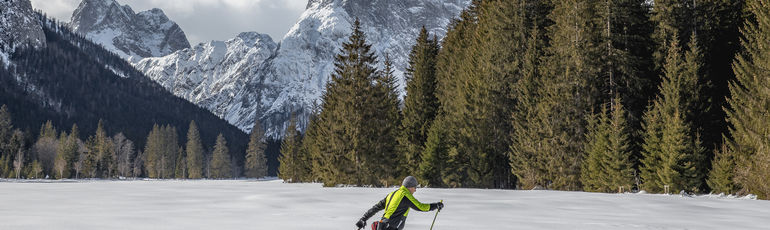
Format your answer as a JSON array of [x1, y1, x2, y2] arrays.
[[30, 0, 308, 45]]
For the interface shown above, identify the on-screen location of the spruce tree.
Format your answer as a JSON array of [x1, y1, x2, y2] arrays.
[[432, 2, 481, 188], [82, 120, 111, 178], [368, 56, 402, 185], [174, 147, 186, 179], [310, 19, 383, 186], [245, 122, 268, 178], [83, 136, 99, 178], [651, 0, 693, 71], [509, 6, 549, 190], [400, 27, 440, 177], [707, 143, 736, 194], [65, 124, 80, 178], [278, 117, 303, 182], [0, 105, 13, 161], [418, 117, 450, 187], [581, 96, 635, 193], [596, 0, 654, 123], [39, 121, 56, 139], [210, 133, 231, 179], [520, 0, 604, 190], [144, 124, 162, 178], [640, 36, 704, 193], [83, 120, 114, 178], [725, 0, 770, 198], [186, 121, 204, 179], [161, 125, 179, 179]]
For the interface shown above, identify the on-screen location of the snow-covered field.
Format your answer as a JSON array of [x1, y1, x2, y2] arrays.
[[1, 179, 768, 230]]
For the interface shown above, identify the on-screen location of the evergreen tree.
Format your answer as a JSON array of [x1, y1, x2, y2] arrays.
[[707, 143, 736, 194], [581, 96, 635, 193], [244, 122, 268, 178], [186, 121, 204, 179], [54, 132, 69, 179], [278, 117, 303, 182], [651, 0, 694, 71], [640, 37, 704, 193], [83, 135, 99, 178], [84, 120, 114, 178], [174, 147, 186, 179], [210, 133, 231, 179], [0, 105, 13, 163], [418, 117, 449, 187], [518, 0, 605, 190], [596, 0, 655, 125], [368, 56, 402, 185], [39, 121, 57, 139], [64, 124, 81, 178], [431, 3, 480, 188], [725, 0, 770, 199], [303, 110, 323, 182], [509, 5, 549, 190], [400, 27, 440, 177], [309, 19, 389, 186], [144, 124, 162, 178], [161, 125, 179, 179]]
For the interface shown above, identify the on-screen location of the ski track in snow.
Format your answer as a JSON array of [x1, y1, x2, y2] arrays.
[[0, 179, 768, 230]]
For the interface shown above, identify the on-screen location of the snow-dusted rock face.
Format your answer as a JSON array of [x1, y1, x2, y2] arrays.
[[134, 32, 279, 131], [0, 0, 45, 64], [137, 0, 470, 137], [69, 0, 190, 60]]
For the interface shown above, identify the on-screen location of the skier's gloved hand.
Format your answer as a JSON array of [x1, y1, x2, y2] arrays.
[[430, 202, 444, 211], [356, 219, 366, 229]]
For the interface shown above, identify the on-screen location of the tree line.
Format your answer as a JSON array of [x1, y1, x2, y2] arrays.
[[0, 105, 268, 180], [277, 0, 770, 199]]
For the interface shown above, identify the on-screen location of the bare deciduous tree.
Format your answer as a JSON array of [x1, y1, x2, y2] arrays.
[[13, 148, 24, 179], [114, 133, 134, 178], [32, 137, 58, 178]]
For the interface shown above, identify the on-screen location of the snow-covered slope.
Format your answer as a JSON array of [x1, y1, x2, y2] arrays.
[[137, 0, 471, 137], [0, 0, 45, 64], [1, 180, 768, 230], [69, 0, 190, 60]]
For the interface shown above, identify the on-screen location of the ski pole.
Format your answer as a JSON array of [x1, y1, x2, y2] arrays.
[[429, 200, 442, 230]]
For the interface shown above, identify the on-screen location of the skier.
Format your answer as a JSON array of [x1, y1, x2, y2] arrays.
[[355, 176, 444, 230]]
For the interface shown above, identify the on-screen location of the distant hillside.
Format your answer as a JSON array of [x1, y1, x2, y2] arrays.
[[0, 14, 248, 172]]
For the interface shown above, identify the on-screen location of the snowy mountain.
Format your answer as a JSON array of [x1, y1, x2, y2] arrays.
[[69, 0, 190, 60], [0, 0, 45, 64], [134, 32, 279, 130], [136, 0, 471, 137]]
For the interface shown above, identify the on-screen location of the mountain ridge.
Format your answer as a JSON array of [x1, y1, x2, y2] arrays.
[[69, 0, 190, 60]]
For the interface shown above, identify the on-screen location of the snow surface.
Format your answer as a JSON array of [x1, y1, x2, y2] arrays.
[[1, 179, 768, 230]]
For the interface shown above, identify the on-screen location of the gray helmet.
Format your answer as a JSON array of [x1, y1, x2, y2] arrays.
[[402, 176, 418, 188]]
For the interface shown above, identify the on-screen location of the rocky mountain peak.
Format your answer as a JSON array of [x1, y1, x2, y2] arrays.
[[0, 0, 46, 64], [69, 0, 190, 60]]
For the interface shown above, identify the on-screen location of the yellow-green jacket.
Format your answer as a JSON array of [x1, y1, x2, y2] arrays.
[[360, 186, 438, 230]]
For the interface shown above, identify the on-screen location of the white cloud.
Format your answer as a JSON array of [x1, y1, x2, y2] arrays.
[[30, 0, 81, 20], [30, 0, 308, 45]]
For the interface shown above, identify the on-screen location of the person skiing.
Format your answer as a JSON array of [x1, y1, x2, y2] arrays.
[[355, 176, 444, 230]]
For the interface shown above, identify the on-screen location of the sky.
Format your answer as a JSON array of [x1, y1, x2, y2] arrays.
[[30, 0, 308, 45]]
